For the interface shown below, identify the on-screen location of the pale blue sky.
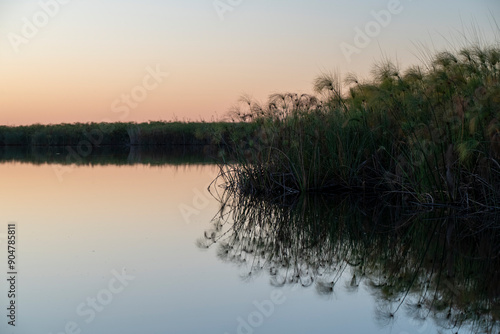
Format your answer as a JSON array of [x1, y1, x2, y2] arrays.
[[0, 0, 499, 124]]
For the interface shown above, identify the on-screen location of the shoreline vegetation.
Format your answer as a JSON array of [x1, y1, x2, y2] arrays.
[[219, 44, 500, 212], [0, 122, 255, 147]]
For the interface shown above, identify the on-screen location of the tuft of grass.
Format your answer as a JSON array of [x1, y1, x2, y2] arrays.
[[221, 44, 500, 210]]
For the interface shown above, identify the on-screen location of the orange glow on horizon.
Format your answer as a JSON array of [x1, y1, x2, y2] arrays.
[[0, 1, 498, 125]]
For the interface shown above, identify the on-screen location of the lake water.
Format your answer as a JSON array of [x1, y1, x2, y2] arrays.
[[0, 152, 496, 334]]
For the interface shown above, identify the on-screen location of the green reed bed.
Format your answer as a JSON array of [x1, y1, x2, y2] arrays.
[[0, 121, 255, 147], [222, 45, 500, 211]]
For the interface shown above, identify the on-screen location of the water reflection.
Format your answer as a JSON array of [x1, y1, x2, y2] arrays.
[[2, 149, 498, 333], [0, 145, 218, 166], [201, 190, 500, 333]]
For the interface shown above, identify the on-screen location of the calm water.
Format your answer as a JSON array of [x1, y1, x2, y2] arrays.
[[0, 152, 496, 334]]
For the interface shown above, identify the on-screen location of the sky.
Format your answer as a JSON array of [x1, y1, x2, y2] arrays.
[[0, 0, 499, 125]]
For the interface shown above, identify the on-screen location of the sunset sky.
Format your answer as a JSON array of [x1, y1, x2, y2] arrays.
[[1, 0, 499, 125]]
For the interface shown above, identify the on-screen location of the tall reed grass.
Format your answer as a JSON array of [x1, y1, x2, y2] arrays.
[[222, 45, 500, 210]]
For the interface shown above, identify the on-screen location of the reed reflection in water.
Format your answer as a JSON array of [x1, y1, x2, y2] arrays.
[[201, 186, 500, 333], [0, 145, 219, 166]]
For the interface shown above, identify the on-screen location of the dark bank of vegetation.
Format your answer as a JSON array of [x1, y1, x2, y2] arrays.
[[0, 121, 256, 147], [221, 45, 500, 211], [200, 188, 500, 333]]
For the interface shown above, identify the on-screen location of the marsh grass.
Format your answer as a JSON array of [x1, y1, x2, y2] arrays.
[[222, 45, 500, 210], [0, 121, 255, 147]]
